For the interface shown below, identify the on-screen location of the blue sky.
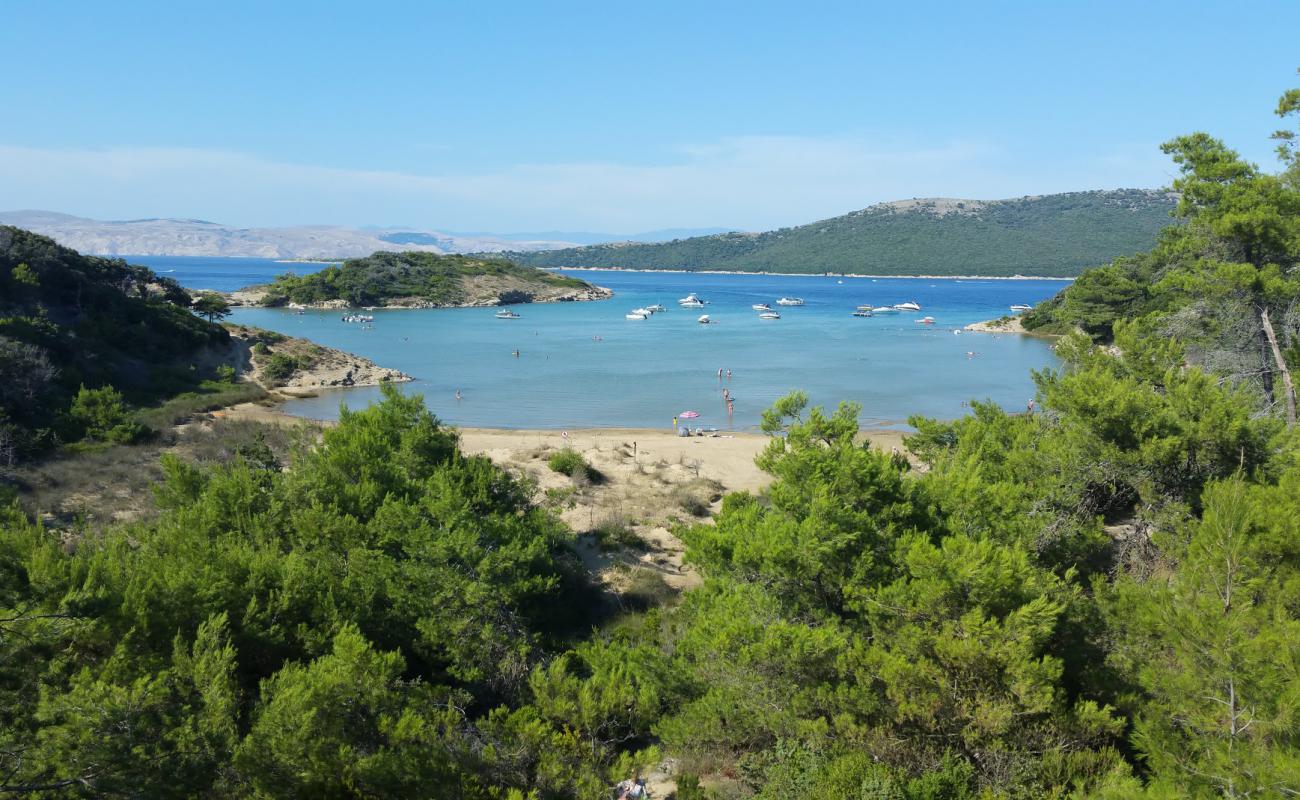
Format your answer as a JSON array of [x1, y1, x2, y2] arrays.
[[2, 0, 1297, 231]]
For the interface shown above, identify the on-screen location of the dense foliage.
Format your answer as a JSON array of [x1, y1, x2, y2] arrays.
[[0, 227, 229, 466], [507, 190, 1176, 277], [258, 251, 592, 307], [1023, 81, 1300, 424]]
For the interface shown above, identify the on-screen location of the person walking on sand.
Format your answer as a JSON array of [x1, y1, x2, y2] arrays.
[[673, 415, 678, 431]]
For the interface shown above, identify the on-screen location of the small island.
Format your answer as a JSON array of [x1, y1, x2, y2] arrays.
[[232, 250, 613, 308]]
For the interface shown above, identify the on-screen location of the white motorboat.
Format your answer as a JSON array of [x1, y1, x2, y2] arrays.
[[697, 314, 712, 324], [495, 310, 521, 319], [893, 301, 922, 311], [758, 311, 781, 320], [678, 293, 702, 305], [680, 299, 705, 308], [852, 309, 873, 317], [752, 303, 772, 311], [915, 316, 936, 324], [645, 303, 667, 312], [1010, 304, 1033, 313], [625, 311, 649, 320], [776, 297, 805, 306], [872, 306, 899, 314], [631, 307, 653, 316]]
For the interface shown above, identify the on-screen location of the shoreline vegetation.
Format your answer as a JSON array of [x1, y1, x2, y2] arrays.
[[553, 265, 1075, 280]]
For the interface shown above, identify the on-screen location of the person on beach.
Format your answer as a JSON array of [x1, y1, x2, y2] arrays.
[[1027, 399, 1036, 414], [673, 416, 678, 431]]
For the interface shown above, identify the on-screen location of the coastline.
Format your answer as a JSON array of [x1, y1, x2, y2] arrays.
[[552, 266, 1075, 281], [963, 316, 1062, 339]]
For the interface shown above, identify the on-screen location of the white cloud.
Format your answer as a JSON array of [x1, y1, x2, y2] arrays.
[[0, 135, 1174, 231]]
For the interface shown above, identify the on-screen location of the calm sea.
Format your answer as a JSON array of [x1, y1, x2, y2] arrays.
[[131, 256, 1070, 431]]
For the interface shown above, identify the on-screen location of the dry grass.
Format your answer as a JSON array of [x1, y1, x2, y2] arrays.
[[12, 417, 299, 530]]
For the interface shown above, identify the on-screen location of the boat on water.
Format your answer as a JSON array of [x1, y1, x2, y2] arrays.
[[752, 303, 772, 311], [852, 309, 873, 317], [893, 301, 922, 311], [915, 316, 936, 324], [1010, 304, 1033, 312], [495, 310, 521, 319], [697, 314, 712, 324], [342, 313, 375, 323], [776, 297, 805, 306], [645, 303, 667, 312], [678, 293, 703, 305], [625, 311, 649, 320], [680, 299, 705, 308], [872, 306, 899, 314], [758, 311, 781, 320]]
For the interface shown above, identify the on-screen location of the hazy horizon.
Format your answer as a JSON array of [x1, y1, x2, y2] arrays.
[[2, 1, 1297, 231]]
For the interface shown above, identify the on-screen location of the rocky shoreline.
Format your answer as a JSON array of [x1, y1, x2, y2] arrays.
[[226, 325, 413, 390]]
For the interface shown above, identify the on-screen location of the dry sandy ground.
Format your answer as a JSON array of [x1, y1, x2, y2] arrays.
[[964, 316, 1028, 334], [458, 426, 907, 591]]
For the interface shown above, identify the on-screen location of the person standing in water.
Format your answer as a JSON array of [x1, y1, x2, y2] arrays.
[[455, 389, 462, 401]]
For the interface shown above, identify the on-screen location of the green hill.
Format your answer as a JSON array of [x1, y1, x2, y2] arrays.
[[254, 250, 611, 307], [0, 226, 234, 464], [507, 189, 1178, 277]]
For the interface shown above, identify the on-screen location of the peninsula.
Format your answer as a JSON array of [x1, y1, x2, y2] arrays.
[[237, 250, 612, 308], [505, 189, 1178, 277]]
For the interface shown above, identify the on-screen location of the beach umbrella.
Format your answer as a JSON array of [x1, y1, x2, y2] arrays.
[[679, 411, 700, 419]]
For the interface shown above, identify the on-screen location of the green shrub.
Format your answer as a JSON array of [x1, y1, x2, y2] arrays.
[[548, 448, 592, 480], [261, 353, 299, 383]]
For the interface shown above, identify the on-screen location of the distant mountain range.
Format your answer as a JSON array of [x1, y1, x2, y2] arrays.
[[505, 190, 1180, 277], [0, 211, 736, 259]]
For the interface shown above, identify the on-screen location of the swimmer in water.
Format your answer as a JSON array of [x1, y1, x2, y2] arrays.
[[455, 389, 462, 401]]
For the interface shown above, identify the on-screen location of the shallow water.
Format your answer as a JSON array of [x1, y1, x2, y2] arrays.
[[154, 260, 1071, 431]]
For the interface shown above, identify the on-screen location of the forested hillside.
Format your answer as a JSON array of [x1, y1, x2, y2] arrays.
[[506, 190, 1177, 277], [256, 250, 608, 307], [0, 227, 235, 467], [1, 79, 1298, 799]]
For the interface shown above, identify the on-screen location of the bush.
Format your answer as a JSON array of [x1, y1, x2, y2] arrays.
[[70, 384, 147, 443], [548, 448, 593, 480], [261, 353, 299, 383]]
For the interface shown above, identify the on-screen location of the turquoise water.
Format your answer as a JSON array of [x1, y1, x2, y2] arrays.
[[199, 264, 1069, 431]]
